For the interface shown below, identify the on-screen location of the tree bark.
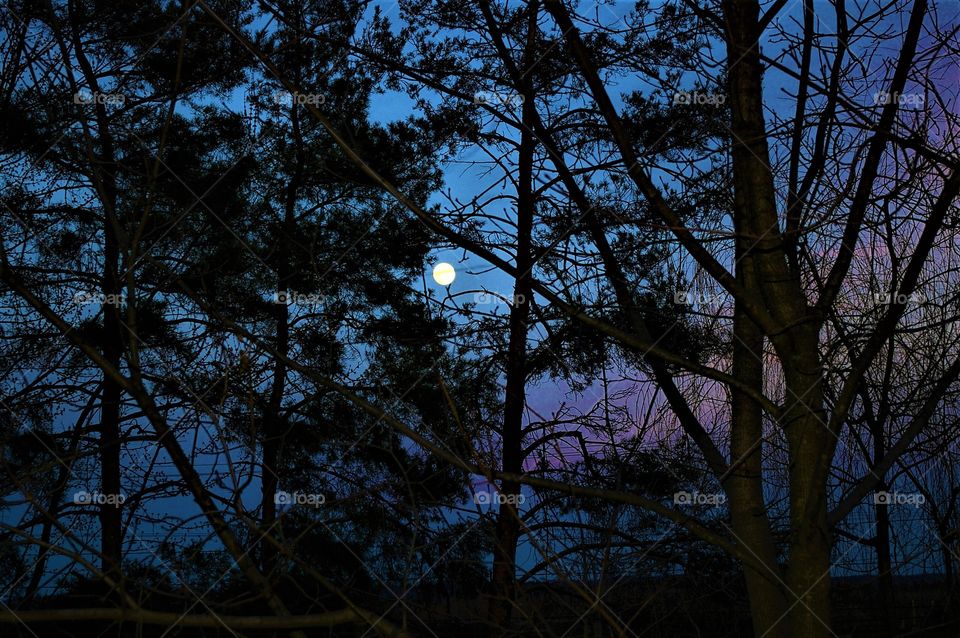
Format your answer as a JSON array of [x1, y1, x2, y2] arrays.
[[870, 417, 895, 636], [489, 16, 537, 628], [722, 1, 833, 635], [728, 293, 788, 637], [781, 355, 832, 638], [63, 1, 126, 579]]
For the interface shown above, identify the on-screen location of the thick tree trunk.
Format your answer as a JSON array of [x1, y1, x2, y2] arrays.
[[784, 514, 832, 638], [781, 348, 832, 638], [728, 301, 788, 637], [722, 1, 834, 635]]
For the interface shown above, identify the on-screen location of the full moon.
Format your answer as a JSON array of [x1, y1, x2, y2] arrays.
[[432, 262, 456, 286]]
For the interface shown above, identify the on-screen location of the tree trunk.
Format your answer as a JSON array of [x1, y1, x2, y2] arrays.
[[259, 95, 303, 575], [100, 231, 123, 577], [941, 530, 955, 590], [728, 299, 788, 637], [870, 421, 894, 636], [259, 298, 288, 575], [67, 1, 124, 579], [722, 0, 834, 634], [782, 350, 833, 638], [488, 41, 536, 632]]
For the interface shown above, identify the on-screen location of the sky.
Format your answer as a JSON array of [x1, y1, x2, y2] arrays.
[[5, 0, 959, 595]]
